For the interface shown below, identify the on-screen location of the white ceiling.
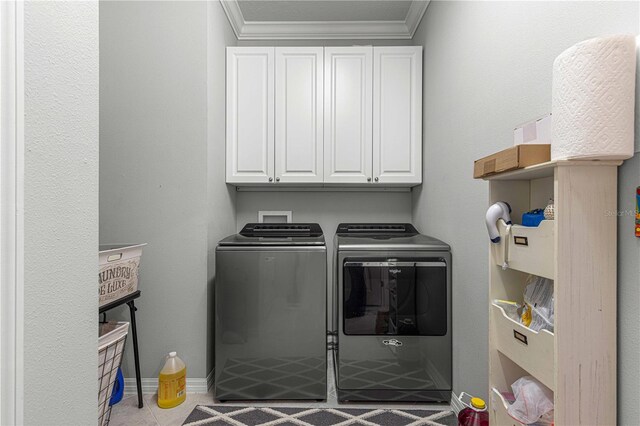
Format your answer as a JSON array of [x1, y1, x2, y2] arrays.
[[221, 0, 430, 40], [238, 1, 413, 22]]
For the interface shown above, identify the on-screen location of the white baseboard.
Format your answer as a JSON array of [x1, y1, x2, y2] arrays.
[[124, 369, 214, 395]]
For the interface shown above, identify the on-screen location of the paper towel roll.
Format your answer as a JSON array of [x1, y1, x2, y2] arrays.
[[551, 34, 636, 160]]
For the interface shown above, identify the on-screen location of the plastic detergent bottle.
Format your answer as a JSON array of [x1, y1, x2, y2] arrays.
[[458, 397, 489, 426], [157, 352, 186, 408]]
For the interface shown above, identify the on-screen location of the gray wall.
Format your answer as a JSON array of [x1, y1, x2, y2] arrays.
[[411, 1, 639, 423], [617, 38, 640, 425], [100, 0, 237, 381], [23, 1, 99, 424], [101, 0, 216, 379], [618, 154, 640, 425], [207, 0, 238, 375], [235, 193, 411, 237]]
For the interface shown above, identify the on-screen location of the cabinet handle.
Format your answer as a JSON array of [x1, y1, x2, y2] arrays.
[[367, 177, 372, 182], [268, 177, 273, 182], [276, 177, 280, 182], [374, 177, 379, 182]]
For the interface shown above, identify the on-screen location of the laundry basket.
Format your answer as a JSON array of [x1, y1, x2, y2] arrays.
[[98, 321, 129, 426], [98, 244, 146, 308]]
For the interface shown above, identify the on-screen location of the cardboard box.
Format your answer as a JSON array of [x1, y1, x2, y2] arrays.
[[514, 114, 552, 145], [474, 144, 550, 178]]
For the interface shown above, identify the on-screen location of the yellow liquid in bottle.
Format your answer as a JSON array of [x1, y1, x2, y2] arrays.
[[157, 353, 186, 409]]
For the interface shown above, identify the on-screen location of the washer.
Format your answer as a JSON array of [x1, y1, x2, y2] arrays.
[[333, 223, 451, 402], [215, 223, 327, 401]]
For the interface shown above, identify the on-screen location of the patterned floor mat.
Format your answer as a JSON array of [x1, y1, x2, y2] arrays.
[[182, 405, 457, 425]]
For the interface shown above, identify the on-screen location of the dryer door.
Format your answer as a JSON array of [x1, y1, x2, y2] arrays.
[[343, 260, 447, 336]]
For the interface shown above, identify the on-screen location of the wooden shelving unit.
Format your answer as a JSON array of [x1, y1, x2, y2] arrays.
[[481, 160, 621, 425]]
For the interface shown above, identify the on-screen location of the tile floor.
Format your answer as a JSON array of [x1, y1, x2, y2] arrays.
[[109, 392, 211, 426]]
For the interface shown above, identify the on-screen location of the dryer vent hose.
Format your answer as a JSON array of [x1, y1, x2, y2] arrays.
[[486, 201, 512, 243]]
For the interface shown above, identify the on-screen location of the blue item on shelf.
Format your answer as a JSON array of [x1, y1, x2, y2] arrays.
[[522, 209, 545, 227], [110, 368, 124, 406]]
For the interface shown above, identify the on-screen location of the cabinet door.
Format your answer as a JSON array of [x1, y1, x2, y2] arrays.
[[324, 47, 373, 184], [226, 47, 274, 183], [373, 46, 422, 185], [275, 47, 323, 184]]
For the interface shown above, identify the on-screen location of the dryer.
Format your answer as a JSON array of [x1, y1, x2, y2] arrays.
[[333, 223, 451, 402]]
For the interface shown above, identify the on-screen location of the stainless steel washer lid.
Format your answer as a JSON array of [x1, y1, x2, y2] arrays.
[[335, 223, 450, 251], [218, 223, 326, 246]]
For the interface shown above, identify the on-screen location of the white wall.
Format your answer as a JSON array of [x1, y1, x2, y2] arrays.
[[101, 0, 211, 379], [411, 1, 639, 422], [23, 1, 99, 424]]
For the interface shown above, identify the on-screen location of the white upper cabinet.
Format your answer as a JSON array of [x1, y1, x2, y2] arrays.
[[226, 46, 422, 186], [226, 47, 274, 183], [275, 47, 324, 184], [323, 47, 373, 184], [373, 46, 422, 184]]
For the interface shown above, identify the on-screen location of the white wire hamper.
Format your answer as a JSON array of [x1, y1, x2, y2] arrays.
[[98, 321, 129, 426]]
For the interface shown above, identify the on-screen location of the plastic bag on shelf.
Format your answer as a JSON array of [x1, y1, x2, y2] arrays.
[[507, 376, 554, 424], [532, 410, 554, 426], [493, 299, 522, 322], [521, 275, 554, 332]]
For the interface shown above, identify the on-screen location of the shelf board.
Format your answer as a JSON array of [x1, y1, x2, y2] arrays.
[[482, 159, 623, 181], [491, 303, 555, 390], [490, 388, 526, 426]]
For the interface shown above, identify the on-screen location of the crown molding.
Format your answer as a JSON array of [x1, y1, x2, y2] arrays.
[[238, 20, 413, 40], [405, 0, 430, 38], [220, 0, 244, 39], [220, 0, 430, 40]]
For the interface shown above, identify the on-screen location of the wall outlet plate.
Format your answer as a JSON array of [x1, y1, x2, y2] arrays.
[[258, 210, 292, 223]]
